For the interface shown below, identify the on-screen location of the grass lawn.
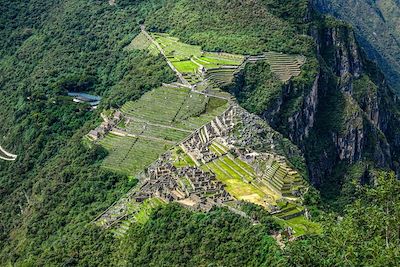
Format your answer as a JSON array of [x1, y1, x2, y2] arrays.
[[172, 60, 199, 73], [100, 85, 228, 175], [152, 33, 202, 59], [199, 56, 243, 66], [100, 134, 172, 176], [221, 156, 255, 181], [126, 32, 159, 55], [206, 161, 270, 207]]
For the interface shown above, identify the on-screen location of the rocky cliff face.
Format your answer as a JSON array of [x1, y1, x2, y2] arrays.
[[313, 0, 400, 93], [305, 22, 398, 184], [259, 20, 400, 186]]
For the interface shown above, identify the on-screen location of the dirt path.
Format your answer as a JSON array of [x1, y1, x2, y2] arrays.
[[141, 25, 192, 87], [125, 116, 193, 133], [0, 146, 17, 161]]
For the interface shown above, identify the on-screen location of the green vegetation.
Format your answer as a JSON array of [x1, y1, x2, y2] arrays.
[[143, 32, 246, 86], [120, 86, 228, 130], [113, 173, 400, 266], [114, 204, 284, 266], [229, 60, 284, 114], [99, 85, 229, 174], [278, 215, 322, 237], [0, 0, 173, 264], [152, 33, 202, 60], [315, 0, 400, 92], [265, 52, 306, 81], [112, 197, 166, 238], [1, 0, 400, 266], [172, 147, 196, 167], [146, 0, 314, 55], [125, 32, 159, 55], [100, 134, 171, 175], [204, 157, 279, 207], [171, 60, 199, 73]]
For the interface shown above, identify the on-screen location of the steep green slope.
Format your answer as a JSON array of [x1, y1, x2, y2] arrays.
[[0, 0, 175, 265], [145, 0, 313, 55], [313, 0, 400, 92], [1, 0, 400, 266]]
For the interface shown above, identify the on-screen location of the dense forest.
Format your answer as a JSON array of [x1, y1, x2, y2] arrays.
[[0, 0, 399, 266]]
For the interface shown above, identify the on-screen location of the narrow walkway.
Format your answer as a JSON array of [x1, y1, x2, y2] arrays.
[[141, 25, 192, 87], [125, 116, 193, 133], [0, 146, 17, 161]]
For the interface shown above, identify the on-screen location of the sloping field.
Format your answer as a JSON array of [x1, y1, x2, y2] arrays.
[[264, 52, 306, 82], [148, 32, 245, 86], [100, 134, 171, 175], [125, 32, 159, 55], [203, 153, 280, 208], [152, 33, 202, 61], [194, 52, 244, 69], [121, 86, 228, 130], [100, 86, 228, 175]]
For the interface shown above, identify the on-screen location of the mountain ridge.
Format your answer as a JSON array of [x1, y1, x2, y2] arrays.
[[0, 0, 399, 265]]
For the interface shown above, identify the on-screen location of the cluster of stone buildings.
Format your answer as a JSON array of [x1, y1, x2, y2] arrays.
[[95, 103, 307, 229], [180, 106, 237, 164], [88, 111, 123, 140], [134, 155, 232, 211]]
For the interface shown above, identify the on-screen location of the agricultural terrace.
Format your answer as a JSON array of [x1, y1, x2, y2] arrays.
[[139, 32, 245, 85], [264, 52, 306, 82], [112, 197, 165, 238], [125, 32, 159, 55], [202, 152, 281, 208], [99, 85, 228, 175], [129, 30, 305, 86]]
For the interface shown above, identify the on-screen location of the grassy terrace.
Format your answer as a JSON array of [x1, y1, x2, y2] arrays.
[[121, 86, 228, 130], [144, 32, 245, 86], [100, 134, 171, 175], [277, 216, 322, 237], [113, 197, 165, 238], [203, 154, 280, 208], [126, 32, 159, 55], [203, 161, 268, 207], [193, 53, 244, 69], [171, 60, 199, 73], [265, 51, 305, 82], [152, 33, 202, 61], [100, 86, 228, 175], [172, 147, 196, 168]]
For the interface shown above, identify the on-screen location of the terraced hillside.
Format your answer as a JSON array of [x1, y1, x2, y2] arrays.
[[247, 52, 306, 82], [98, 85, 229, 175], [178, 106, 307, 208], [129, 30, 246, 86], [93, 31, 312, 237], [108, 197, 166, 238], [125, 32, 159, 55], [264, 52, 306, 82], [130, 29, 305, 87]]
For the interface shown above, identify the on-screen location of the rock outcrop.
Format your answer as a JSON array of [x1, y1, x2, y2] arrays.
[[237, 16, 400, 186]]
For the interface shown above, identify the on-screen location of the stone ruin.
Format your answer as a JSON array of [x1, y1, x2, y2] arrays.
[[180, 105, 237, 164], [94, 104, 307, 229], [137, 158, 233, 212], [87, 110, 123, 141]]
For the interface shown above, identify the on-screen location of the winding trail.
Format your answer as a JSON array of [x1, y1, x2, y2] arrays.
[[141, 25, 192, 87], [0, 146, 17, 161]]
